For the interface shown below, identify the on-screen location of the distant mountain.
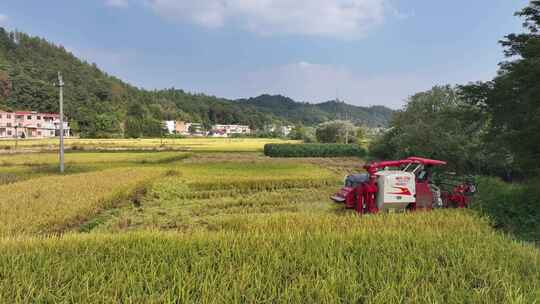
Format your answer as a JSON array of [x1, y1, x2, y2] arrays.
[[237, 94, 394, 127], [0, 28, 394, 137]]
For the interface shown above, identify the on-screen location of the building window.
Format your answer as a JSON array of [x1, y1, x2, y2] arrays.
[[37, 116, 41, 120], [7, 131, 12, 136], [37, 123, 41, 128], [6, 123, 11, 127], [37, 131, 41, 136], [0, 114, 2, 119], [7, 114, 11, 119], [27, 115, 32, 120], [15, 115, 22, 119]]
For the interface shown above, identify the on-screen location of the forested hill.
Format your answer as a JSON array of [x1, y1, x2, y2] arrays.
[[0, 28, 393, 137], [237, 95, 393, 127]]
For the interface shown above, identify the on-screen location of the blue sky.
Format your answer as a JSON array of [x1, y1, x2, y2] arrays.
[[0, 0, 529, 108]]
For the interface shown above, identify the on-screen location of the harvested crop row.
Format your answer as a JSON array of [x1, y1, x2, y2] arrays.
[[0, 212, 538, 303], [0, 167, 164, 236]]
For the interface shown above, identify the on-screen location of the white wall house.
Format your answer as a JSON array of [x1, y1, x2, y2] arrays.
[[164, 120, 176, 135], [162, 120, 206, 136], [212, 124, 251, 136], [266, 125, 294, 136]]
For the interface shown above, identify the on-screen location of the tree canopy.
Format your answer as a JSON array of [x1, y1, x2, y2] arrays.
[[459, 1, 540, 176], [373, 1, 540, 178]]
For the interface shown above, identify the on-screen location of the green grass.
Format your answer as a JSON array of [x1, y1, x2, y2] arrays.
[[0, 148, 538, 303]]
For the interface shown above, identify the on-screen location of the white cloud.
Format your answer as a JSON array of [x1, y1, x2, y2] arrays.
[[0, 14, 9, 25], [148, 0, 389, 39], [106, 0, 129, 8]]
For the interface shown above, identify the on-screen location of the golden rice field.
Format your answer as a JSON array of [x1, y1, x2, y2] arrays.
[[0, 151, 191, 166], [0, 167, 165, 236], [0, 137, 299, 152], [0, 139, 538, 303]]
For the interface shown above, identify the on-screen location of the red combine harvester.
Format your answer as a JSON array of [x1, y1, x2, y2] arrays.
[[331, 157, 475, 214]]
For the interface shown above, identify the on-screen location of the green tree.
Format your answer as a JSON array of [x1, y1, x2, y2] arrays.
[[460, 1, 540, 176], [370, 86, 492, 174], [316, 120, 356, 143]]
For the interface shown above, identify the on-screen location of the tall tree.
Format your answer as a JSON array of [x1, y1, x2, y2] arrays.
[[370, 86, 494, 174], [461, 1, 540, 176]]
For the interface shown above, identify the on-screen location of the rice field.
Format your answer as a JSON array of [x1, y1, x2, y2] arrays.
[[0, 151, 191, 166], [0, 167, 165, 236], [0, 137, 299, 152], [0, 140, 538, 303]]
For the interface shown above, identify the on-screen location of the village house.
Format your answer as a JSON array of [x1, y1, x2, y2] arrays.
[[163, 120, 251, 137], [0, 111, 70, 139], [266, 124, 294, 137], [163, 120, 205, 136], [211, 124, 251, 136]]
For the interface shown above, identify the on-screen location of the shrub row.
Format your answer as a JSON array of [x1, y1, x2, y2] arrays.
[[264, 143, 366, 158], [473, 177, 540, 244]]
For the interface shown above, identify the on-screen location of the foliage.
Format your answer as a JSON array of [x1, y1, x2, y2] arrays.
[[473, 177, 540, 244], [315, 120, 357, 143], [238, 94, 394, 128], [369, 86, 497, 174], [459, 1, 540, 177], [264, 143, 366, 158], [289, 125, 317, 143]]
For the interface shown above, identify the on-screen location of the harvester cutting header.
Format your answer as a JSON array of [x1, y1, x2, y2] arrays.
[[331, 157, 475, 214]]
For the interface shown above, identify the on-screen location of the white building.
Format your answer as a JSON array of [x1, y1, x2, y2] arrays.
[[163, 120, 176, 135], [212, 124, 251, 136], [162, 121, 205, 136], [266, 125, 294, 136]]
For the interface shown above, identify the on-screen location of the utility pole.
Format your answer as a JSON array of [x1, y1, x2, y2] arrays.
[[345, 112, 349, 144], [14, 125, 18, 150], [57, 72, 65, 173]]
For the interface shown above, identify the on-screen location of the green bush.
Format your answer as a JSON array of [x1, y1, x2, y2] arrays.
[[264, 143, 366, 158], [473, 177, 540, 244]]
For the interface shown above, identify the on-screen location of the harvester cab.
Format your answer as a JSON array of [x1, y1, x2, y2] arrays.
[[331, 157, 475, 214]]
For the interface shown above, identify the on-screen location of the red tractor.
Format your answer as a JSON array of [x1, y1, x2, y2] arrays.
[[331, 157, 475, 214]]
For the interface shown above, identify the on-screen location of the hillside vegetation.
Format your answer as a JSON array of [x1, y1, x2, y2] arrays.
[[0, 28, 393, 138], [238, 94, 393, 128]]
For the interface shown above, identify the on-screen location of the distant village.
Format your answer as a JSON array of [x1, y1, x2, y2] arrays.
[[0, 111, 296, 139], [163, 120, 294, 138]]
